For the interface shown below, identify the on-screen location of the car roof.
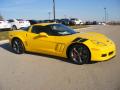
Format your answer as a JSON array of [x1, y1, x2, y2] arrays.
[[33, 23, 57, 26]]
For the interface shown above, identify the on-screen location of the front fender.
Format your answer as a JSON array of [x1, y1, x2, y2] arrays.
[[64, 38, 89, 58]]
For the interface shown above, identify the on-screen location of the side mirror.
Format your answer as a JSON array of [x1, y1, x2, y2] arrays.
[[39, 32, 48, 37]]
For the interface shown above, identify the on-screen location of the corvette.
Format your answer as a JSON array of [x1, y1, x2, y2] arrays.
[[9, 23, 116, 64]]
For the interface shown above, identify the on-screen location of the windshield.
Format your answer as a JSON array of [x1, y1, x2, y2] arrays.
[[50, 24, 76, 36]]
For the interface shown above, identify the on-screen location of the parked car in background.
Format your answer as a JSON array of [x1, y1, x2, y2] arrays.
[[70, 18, 83, 25], [54, 19, 61, 23], [38, 20, 43, 23], [92, 21, 99, 25], [8, 19, 30, 30], [99, 22, 106, 25], [85, 21, 92, 25], [60, 19, 71, 25], [0, 20, 11, 30], [29, 20, 39, 25], [42, 20, 54, 23], [85, 21, 99, 25]]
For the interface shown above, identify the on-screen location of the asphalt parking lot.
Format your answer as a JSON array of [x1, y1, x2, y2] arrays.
[[0, 25, 120, 90]]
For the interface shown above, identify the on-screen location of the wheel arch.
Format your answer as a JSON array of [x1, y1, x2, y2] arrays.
[[12, 25, 17, 29], [11, 37, 26, 54], [11, 37, 26, 48], [66, 43, 91, 59]]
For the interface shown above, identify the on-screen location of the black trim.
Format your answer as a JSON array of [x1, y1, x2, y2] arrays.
[[72, 38, 88, 43]]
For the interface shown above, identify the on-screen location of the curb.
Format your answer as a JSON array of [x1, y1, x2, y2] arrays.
[[0, 40, 9, 44]]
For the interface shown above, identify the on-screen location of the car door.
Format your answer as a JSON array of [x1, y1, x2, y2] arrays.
[[27, 25, 57, 55]]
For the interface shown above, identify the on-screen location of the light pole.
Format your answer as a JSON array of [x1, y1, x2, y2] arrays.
[[104, 8, 107, 23], [53, 0, 56, 21], [48, 12, 51, 20]]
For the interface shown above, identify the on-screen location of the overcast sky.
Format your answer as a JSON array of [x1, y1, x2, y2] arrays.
[[0, 0, 120, 21]]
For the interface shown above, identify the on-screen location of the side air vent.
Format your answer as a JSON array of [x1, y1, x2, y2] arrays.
[[55, 43, 65, 52]]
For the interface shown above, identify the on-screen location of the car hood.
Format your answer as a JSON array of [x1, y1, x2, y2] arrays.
[[76, 32, 108, 41], [56, 32, 112, 44]]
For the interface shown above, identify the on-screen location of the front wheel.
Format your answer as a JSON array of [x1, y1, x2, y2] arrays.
[[12, 39, 25, 54], [68, 44, 91, 64]]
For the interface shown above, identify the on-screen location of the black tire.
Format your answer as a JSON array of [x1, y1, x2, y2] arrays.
[[12, 39, 25, 54], [12, 25, 17, 30], [68, 44, 91, 65]]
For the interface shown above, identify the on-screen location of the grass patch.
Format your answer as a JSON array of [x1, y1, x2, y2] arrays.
[[70, 25, 89, 29], [0, 31, 9, 40]]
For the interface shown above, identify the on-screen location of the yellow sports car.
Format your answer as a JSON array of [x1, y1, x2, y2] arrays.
[[9, 23, 116, 64]]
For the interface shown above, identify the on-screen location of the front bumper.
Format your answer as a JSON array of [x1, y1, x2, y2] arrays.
[[90, 44, 116, 61]]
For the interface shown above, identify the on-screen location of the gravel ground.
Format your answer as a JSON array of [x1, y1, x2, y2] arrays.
[[0, 25, 120, 90]]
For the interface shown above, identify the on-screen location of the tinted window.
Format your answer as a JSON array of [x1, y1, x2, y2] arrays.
[[31, 26, 51, 34], [8, 20, 14, 22], [49, 24, 76, 36]]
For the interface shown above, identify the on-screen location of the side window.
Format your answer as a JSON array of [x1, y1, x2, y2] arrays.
[[31, 26, 40, 34], [31, 26, 51, 34], [8, 20, 14, 22], [49, 24, 63, 36]]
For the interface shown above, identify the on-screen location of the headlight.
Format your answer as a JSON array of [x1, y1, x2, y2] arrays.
[[91, 40, 106, 46]]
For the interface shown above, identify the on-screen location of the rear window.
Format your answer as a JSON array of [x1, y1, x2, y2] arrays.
[[17, 19, 27, 21]]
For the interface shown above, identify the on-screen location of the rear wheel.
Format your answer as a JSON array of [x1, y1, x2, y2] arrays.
[[68, 44, 91, 64], [12, 25, 17, 30], [12, 39, 25, 54]]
